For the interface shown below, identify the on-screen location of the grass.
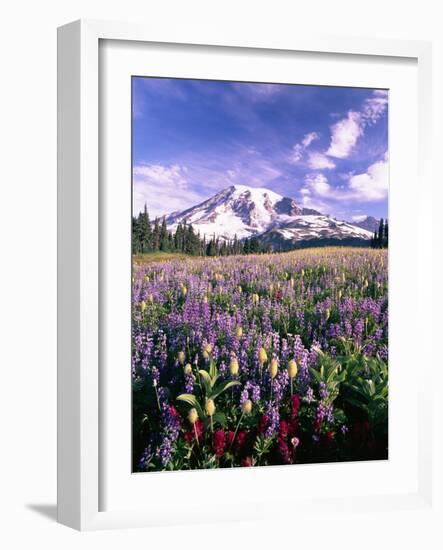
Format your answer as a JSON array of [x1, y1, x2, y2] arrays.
[[133, 251, 190, 265], [132, 246, 382, 267], [133, 246, 378, 266]]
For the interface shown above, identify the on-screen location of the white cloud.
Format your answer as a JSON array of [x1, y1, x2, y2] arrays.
[[326, 111, 363, 159], [133, 155, 283, 218], [300, 193, 333, 215], [325, 90, 388, 159], [225, 162, 281, 187], [302, 132, 319, 147], [348, 156, 388, 200], [307, 151, 336, 170], [290, 131, 319, 164], [362, 90, 388, 124], [232, 83, 284, 101], [300, 153, 388, 207], [133, 164, 188, 188], [291, 143, 304, 163], [303, 173, 331, 196], [133, 163, 203, 217]]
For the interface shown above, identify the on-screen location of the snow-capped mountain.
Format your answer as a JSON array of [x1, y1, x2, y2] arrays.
[[166, 185, 373, 246]]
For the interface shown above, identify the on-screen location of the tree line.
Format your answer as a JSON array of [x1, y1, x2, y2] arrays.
[[370, 218, 388, 248], [132, 204, 271, 257]]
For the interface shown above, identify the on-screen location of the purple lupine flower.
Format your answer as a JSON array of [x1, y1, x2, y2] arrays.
[[264, 401, 280, 438]]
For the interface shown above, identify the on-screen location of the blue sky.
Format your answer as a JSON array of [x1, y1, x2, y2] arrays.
[[132, 77, 388, 222]]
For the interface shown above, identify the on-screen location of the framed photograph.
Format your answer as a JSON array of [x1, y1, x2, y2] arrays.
[[57, 20, 433, 530]]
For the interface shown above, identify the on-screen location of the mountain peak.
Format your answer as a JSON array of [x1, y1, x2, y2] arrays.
[[165, 185, 372, 244], [352, 215, 380, 233]]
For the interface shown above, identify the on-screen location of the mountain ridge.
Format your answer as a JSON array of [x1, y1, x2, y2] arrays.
[[165, 185, 373, 247]]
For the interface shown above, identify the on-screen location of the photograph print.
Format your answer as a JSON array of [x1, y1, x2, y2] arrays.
[[132, 77, 388, 472]]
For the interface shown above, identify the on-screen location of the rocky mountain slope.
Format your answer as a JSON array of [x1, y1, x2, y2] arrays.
[[166, 185, 373, 247]]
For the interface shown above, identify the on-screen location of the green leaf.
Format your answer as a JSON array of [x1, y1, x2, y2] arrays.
[[198, 370, 212, 396], [309, 367, 322, 384], [176, 393, 205, 420], [209, 359, 217, 380], [212, 411, 227, 427], [211, 380, 241, 400]]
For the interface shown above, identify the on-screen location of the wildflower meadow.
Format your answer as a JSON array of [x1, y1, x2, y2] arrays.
[[132, 247, 388, 471]]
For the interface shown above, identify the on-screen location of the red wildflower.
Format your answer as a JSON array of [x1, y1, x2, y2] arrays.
[[225, 430, 235, 447], [291, 395, 301, 418], [235, 430, 247, 451], [194, 419, 204, 438], [258, 414, 269, 435], [169, 404, 180, 417], [326, 431, 335, 445], [288, 417, 298, 438], [279, 420, 289, 439], [169, 404, 181, 424], [277, 437, 292, 464], [240, 456, 252, 467], [213, 429, 226, 457], [183, 419, 204, 444]]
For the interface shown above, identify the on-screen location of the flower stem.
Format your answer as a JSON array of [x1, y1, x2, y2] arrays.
[[154, 386, 161, 412]]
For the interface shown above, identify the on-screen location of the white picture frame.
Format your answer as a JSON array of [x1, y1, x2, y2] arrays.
[[57, 19, 433, 531]]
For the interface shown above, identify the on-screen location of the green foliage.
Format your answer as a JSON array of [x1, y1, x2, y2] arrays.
[[309, 348, 347, 405], [177, 358, 240, 425], [254, 435, 275, 466], [371, 218, 388, 248]]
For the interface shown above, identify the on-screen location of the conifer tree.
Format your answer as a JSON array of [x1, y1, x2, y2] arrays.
[[378, 219, 384, 249], [383, 220, 389, 248], [160, 217, 169, 251]]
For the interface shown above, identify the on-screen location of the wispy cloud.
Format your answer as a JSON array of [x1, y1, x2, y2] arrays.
[[231, 82, 285, 101], [348, 154, 389, 201], [362, 90, 389, 124], [133, 153, 283, 217], [290, 132, 320, 163], [300, 153, 388, 206], [133, 163, 201, 217], [133, 78, 389, 221], [307, 151, 336, 170], [326, 111, 363, 159], [302, 132, 319, 147], [326, 90, 388, 159]]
